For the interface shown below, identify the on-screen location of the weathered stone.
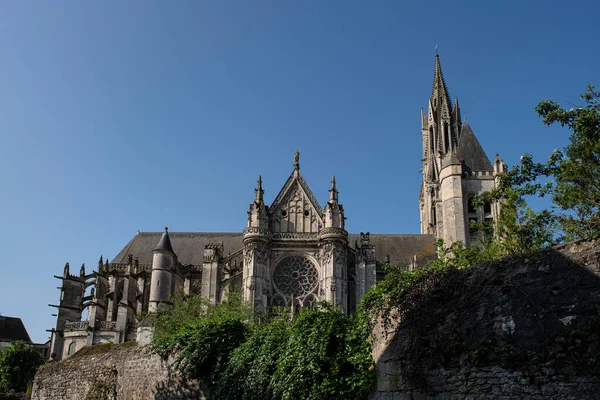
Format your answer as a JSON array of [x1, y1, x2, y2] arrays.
[[31, 343, 204, 400]]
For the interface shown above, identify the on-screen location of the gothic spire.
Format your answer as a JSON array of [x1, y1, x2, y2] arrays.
[[452, 97, 461, 126], [453, 97, 461, 121], [153, 227, 174, 253], [329, 176, 338, 203], [431, 54, 452, 111], [255, 175, 264, 204]]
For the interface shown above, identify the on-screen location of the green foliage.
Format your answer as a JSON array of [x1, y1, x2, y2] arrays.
[[0, 341, 43, 393], [213, 311, 291, 400], [153, 290, 253, 342], [485, 85, 600, 243], [152, 291, 251, 385], [269, 304, 374, 400], [536, 84, 600, 240], [154, 294, 375, 400], [360, 264, 435, 325], [474, 188, 557, 256]]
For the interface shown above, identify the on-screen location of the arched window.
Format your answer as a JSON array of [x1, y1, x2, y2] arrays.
[[429, 127, 435, 155], [112, 280, 125, 321], [67, 342, 76, 356], [467, 196, 476, 214], [443, 122, 450, 153]]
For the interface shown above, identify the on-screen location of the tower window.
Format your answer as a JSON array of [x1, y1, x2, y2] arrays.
[[68, 342, 75, 356], [467, 196, 476, 214], [484, 201, 492, 215], [429, 127, 434, 155], [443, 122, 450, 153]]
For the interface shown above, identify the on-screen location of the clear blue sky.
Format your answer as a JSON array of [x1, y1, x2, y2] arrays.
[[1, 1, 598, 343]]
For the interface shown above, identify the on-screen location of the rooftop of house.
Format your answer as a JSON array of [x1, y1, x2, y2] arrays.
[[0, 316, 32, 344]]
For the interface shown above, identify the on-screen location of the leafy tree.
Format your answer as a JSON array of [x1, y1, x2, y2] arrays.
[[535, 84, 600, 240], [474, 85, 599, 248], [0, 341, 43, 393], [474, 187, 557, 257]]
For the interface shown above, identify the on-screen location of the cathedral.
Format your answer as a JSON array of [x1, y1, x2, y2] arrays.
[[49, 55, 506, 360]]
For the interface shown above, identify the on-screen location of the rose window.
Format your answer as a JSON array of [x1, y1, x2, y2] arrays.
[[272, 256, 319, 301]]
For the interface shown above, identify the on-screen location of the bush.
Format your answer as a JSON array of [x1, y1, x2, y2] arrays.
[[0, 341, 43, 393], [153, 294, 375, 400]]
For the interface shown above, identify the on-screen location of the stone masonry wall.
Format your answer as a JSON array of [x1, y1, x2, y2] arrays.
[[371, 240, 600, 400], [373, 362, 600, 399], [31, 343, 205, 400]]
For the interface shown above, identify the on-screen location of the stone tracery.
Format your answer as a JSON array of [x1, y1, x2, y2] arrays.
[[272, 256, 319, 303]]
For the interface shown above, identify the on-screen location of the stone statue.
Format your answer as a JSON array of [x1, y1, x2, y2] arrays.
[[294, 150, 300, 170]]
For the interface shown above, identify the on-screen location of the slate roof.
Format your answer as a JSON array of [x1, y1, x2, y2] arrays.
[[112, 232, 244, 265], [112, 232, 436, 268], [349, 233, 436, 267], [0, 316, 32, 344], [456, 122, 493, 172]]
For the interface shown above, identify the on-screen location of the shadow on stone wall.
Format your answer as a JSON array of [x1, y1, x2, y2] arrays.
[[372, 241, 600, 399], [154, 367, 207, 400]]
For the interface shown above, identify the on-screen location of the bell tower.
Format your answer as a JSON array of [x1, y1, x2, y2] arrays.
[[419, 53, 497, 246]]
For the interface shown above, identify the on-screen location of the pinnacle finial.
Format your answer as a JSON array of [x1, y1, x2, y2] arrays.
[[294, 150, 300, 170], [255, 175, 264, 203], [165, 227, 168, 232], [329, 175, 338, 202], [435, 44, 439, 55]]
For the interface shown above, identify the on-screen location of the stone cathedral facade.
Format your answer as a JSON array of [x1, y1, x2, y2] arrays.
[[49, 55, 504, 360]]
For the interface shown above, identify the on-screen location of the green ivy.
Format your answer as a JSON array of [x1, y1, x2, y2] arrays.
[[153, 296, 375, 400]]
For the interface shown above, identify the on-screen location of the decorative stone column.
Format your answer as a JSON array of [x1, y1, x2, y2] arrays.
[[243, 175, 272, 312], [201, 243, 223, 304], [355, 232, 377, 306], [243, 230, 271, 312], [319, 228, 348, 313]]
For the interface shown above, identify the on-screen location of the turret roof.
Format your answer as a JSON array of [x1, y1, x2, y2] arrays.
[[153, 227, 174, 253]]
